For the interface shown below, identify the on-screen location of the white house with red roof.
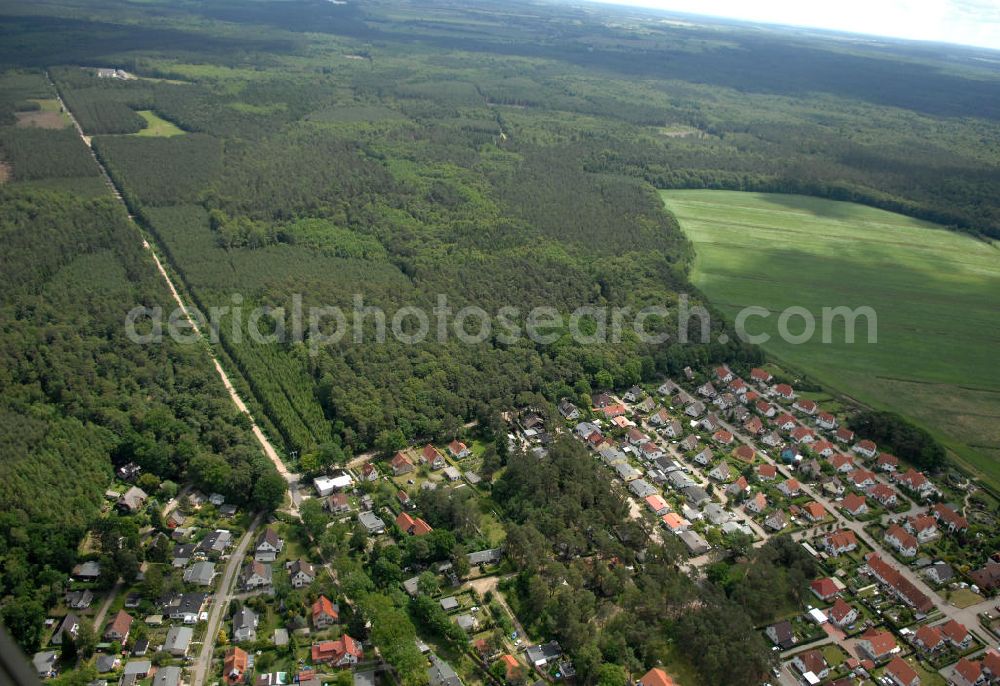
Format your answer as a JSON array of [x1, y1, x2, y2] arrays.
[[841, 493, 868, 516], [712, 429, 734, 445], [932, 503, 969, 533], [824, 529, 858, 556], [791, 426, 816, 444], [885, 525, 918, 557], [750, 367, 772, 384], [812, 440, 836, 457], [884, 657, 919, 686], [828, 598, 858, 627], [755, 399, 776, 417], [894, 468, 935, 496], [868, 483, 898, 507], [849, 468, 877, 489], [816, 412, 837, 430], [830, 453, 854, 472], [778, 478, 801, 497], [773, 383, 795, 400], [835, 426, 855, 443], [775, 413, 797, 431], [793, 399, 817, 415], [852, 440, 878, 459]]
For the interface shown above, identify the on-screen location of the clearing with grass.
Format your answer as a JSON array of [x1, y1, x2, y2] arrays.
[[133, 109, 185, 137], [662, 190, 1000, 487]]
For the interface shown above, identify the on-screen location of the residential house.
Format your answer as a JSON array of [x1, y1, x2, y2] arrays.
[[970, 562, 1000, 592], [952, 658, 982, 686], [254, 528, 283, 562], [765, 510, 788, 531], [103, 609, 133, 643], [558, 398, 580, 420], [849, 468, 877, 489], [773, 383, 795, 400], [841, 493, 868, 517], [700, 413, 720, 432], [679, 434, 699, 451], [391, 451, 415, 476], [32, 651, 57, 679], [233, 606, 259, 643], [624, 385, 645, 402], [746, 492, 768, 514], [358, 511, 386, 535], [775, 413, 797, 431], [810, 577, 840, 601], [816, 412, 837, 430], [312, 596, 339, 628], [312, 636, 363, 666], [800, 459, 823, 479], [857, 628, 898, 662], [708, 462, 732, 482], [778, 478, 801, 497], [684, 401, 705, 417], [791, 426, 816, 444], [835, 427, 855, 443], [240, 561, 272, 591], [828, 598, 858, 628], [361, 463, 378, 482], [658, 380, 680, 395], [757, 464, 777, 481], [224, 646, 249, 686], [421, 444, 446, 469], [327, 492, 351, 514], [852, 439, 878, 458], [703, 503, 731, 526], [824, 530, 858, 556], [678, 530, 711, 555], [905, 515, 938, 542], [884, 657, 919, 686], [616, 462, 642, 482], [756, 399, 777, 417], [885, 525, 918, 557], [793, 399, 818, 415], [726, 476, 749, 498], [743, 415, 764, 435], [876, 453, 899, 472], [869, 483, 899, 507], [924, 562, 955, 585], [762, 431, 783, 448], [803, 501, 826, 522], [640, 441, 665, 461], [693, 447, 714, 466], [733, 444, 755, 463], [198, 529, 233, 558], [914, 624, 943, 652], [645, 494, 670, 516], [65, 589, 94, 610], [51, 614, 81, 646], [932, 503, 969, 533], [864, 554, 934, 613], [894, 468, 934, 496], [428, 654, 464, 686], [830, 453, 854, 472], [765, 620, 795, 649], [153, 665, 182, 686], [661, 512, 689, 533], [164, 626, 193, 657], [941, 619, 971, 649], [117, 486, 148, 514], [681, 484, 709, 505], [791, 650, 829, 680], [629, 479, 657, 499], [183, 560, 216, 586], [697, 382, 718, 398], [289, 559, 316, 588], [448, 440, 470, 458], [712, 429, 734, 445], [397, 512, 433, 536]]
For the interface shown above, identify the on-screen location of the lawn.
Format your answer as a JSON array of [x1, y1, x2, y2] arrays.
[[662, 190, 1000, 489], [946, 587, 984, 609], [133, 110, 185, 137]]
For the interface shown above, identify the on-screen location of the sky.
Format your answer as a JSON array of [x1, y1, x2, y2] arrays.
[[593, 0, 1000, 50]]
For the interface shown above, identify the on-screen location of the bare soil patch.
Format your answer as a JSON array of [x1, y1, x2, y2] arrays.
[[16, 110, 67, 129]]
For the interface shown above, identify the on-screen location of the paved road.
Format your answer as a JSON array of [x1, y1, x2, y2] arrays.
[[190, 514, 263, 686]]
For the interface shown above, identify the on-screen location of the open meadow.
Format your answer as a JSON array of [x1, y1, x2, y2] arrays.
[[662, 190, 1000, 487]]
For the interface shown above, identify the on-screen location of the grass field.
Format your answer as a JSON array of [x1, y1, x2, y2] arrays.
[[133, 110, 185, 137], [662, 190, 1000, 488], [15, 98, 70, 129]]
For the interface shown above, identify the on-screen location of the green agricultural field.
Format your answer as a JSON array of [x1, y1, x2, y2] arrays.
[[662, 190, 1000, 487], [133, 109, 185, 137]]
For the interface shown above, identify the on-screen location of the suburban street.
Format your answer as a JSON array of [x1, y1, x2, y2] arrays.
[[190, 513, 263, 686]]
